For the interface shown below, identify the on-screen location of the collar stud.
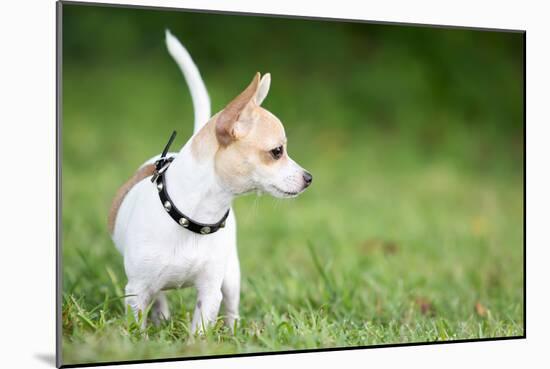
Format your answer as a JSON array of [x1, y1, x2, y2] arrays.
[[179, 218, 189, 227], [200, 226, 211, 234]]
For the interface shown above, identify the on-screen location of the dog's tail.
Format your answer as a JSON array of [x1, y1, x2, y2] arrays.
[[165, 29, 211, 134]]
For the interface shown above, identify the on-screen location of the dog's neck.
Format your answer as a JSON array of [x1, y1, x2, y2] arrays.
[[164, 120, 233, 224]]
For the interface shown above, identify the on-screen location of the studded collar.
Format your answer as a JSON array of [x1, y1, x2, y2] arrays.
[[151, 131, 230, 235]]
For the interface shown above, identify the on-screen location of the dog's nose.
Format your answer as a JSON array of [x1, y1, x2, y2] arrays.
[[303, 172, 313, 187]]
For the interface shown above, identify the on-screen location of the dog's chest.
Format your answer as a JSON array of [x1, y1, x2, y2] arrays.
[[155, 232, 226, 290]]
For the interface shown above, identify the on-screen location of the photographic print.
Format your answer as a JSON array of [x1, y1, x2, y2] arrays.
[[58, 2, 525, 366]]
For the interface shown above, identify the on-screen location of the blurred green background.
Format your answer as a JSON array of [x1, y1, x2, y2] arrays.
[[61, 3, 524, 365]]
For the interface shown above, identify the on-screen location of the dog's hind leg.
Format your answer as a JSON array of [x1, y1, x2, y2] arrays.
[[222, 249, 241, 332], [150, 291, 171, 325]]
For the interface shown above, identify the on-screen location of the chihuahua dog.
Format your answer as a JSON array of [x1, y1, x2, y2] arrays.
[[108, 31, 312, 333]]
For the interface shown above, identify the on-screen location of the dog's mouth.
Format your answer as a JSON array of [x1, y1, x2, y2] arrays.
[[269, 185, 301, 198]]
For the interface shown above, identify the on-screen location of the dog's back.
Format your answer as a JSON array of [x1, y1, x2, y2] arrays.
[[107, 164, 156, 236]]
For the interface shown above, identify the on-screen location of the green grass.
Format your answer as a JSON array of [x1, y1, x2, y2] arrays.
[[61, 6, 523, 365]]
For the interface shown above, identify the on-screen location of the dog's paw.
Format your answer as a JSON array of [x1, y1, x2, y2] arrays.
[[225, 315, 240, 334]]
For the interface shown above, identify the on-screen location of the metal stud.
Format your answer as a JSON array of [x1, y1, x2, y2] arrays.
[[220, 221, 226, 228], [157, 182, 163, 192], [200, 226, 211, 234], [179, 218, 189, 227], [163, 201, 172, 212]]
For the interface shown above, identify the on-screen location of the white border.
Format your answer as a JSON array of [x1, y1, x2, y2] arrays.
[[1, 1, 547, 368]]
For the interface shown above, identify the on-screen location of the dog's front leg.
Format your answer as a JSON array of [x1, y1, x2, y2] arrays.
[[125, 282, 155, 329], [222, 250, 240, 332], [191, 282, 223, 334]]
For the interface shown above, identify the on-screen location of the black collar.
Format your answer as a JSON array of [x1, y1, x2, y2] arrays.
[[151, 131, 230, 235]]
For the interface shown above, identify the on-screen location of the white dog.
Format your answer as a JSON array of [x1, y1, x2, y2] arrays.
[[108, 31, 312, 333]]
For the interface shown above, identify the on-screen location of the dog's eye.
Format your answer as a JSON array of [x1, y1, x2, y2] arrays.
[[270, 146, 284, 160]]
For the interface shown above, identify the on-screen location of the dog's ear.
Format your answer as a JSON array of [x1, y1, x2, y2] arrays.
[[255, 73, 271, 105], [216, 72, 261, 146]]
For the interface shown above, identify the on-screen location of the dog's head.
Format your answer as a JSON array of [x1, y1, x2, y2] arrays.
[[203, 73, 312, 198]]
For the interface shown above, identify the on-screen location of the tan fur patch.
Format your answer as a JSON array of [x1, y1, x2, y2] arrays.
[[213, 104, 288, 194], [191, 113, 220, 161], [107, 164, 156, 235]]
